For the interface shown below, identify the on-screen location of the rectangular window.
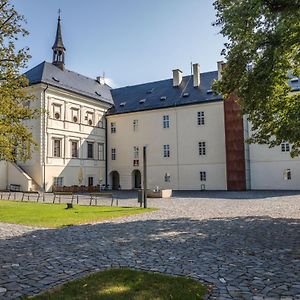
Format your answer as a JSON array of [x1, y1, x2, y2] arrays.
[[53, 104, 62, 120], [133, 120, 138, 131], [111, 148, 116, 160], [197, 111, 205, 125], [281, 142, 290, 152], [163, 115, 170, 128], [199, 141, 206, 156], [134, 146, 139, 159], [98, 143, 104, 160], [87, 142, 94, 159], [164, 173, 171, 182], [283, 169, 292, 180], [200, 171, 206, 181], [163, 144, 170, 158], [53, 139, 61, 157], [53, 177, 63, 186], [71, 108, 79, 123], [88, 177, 94, 186], [111, 122, 116, 133], [71, 141, 78, 158]]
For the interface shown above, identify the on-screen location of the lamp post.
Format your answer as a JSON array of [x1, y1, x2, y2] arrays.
[[143, 145, 147, 208]]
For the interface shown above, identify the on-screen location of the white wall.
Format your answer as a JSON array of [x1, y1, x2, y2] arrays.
[[19, 83, 111, 192], [0, 161, 8, 190], [0, 161, 35, 191], [249, 142, 300, 190], [107, 101, 227, 190]]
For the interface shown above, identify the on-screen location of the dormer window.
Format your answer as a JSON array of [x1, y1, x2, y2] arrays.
[[139, 99, 146, 104], [183, 92, 189, 97], [146, 88, 154, 94], [206, 89, 213, 94], [120, 102, 126, 107], [291, 78, 299, 83], [160, 96, 167, 101]]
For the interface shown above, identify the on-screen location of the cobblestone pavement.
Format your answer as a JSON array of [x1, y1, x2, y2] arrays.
[[0, 191, 300, 299]]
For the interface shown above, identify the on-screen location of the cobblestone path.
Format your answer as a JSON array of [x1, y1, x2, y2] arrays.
[[0, 191, 300, 299]]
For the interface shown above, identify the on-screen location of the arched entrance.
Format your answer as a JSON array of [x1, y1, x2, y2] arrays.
[[132, 170, 141, 189], [110, 171, 120, 190]]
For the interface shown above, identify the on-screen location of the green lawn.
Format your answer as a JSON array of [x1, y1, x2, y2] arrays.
[[26, 269, 207, 300], [0, 200, 156, 228]]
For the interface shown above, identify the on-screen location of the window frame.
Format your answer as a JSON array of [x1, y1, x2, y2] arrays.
[[111, 122, 116, 133], [200, 171, 207, 181], [98, 143, 105, 161], [53, 177, 64, 186], [111, 148, 116, 160], [199, 141, 206, 156], [53, 104, 62, 120], [133, 119, 139, 131], [163, 115, 170, 129], [87, 142, 94, 159], [281, 142, 290, 152], [71, 140, 79, 158], [134, 146, 139, 159], [163, 144, 170, 158], [197, 111, 205, 126], [53, 138, 62, 158]]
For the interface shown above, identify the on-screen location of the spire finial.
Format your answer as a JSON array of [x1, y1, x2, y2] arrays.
[[58, 8, 61, 20]]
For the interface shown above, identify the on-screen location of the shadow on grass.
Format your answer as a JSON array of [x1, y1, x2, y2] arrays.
[[27, 268, 207, 300]]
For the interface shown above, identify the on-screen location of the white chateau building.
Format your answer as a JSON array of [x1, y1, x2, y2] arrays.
[[1, 17, 299, 192]]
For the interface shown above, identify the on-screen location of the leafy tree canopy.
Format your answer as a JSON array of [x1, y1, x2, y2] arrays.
[[213, 0, 300, 157], [0, 0, 38, 161]]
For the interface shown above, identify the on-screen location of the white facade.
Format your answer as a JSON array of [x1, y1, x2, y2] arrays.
[[249, 142, 300, 190], [107, 101, 227, 190], [17, 83, 111, 192]]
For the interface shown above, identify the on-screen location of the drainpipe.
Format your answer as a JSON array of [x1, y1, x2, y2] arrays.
[[42, 84, 49, 192], [105, 116, 108, 188]]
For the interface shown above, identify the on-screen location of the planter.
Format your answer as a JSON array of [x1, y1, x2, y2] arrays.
[[147, 189, 172, 198]]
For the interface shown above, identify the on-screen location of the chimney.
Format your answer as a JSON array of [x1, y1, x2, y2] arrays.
[[193, 63, 200, 87], [172, 69, 183, 87], [217, 61, 225, 80], [96, 76, 105, 85]]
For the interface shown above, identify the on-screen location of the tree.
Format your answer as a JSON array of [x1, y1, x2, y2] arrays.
[[213, 0, 300, 157], [0, 0, 38, 161]]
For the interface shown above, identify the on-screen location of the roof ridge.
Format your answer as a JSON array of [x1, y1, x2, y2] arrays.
[[113, 70, 218, 91]]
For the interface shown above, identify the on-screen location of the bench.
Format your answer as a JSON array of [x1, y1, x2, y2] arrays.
[[89, 192, 118, 206], [21, 191, 41, 202], [9, 184, 21, 192], [53, 192, 77, 204]]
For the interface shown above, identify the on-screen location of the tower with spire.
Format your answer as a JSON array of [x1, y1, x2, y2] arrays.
[[52, 11, 66, 70]]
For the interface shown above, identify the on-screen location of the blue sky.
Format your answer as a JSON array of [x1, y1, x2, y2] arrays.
[[15, 0, 225, 88]]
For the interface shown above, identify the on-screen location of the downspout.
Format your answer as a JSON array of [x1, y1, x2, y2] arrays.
[[105, 116, 108, 188], [42, 84, 49, 192]]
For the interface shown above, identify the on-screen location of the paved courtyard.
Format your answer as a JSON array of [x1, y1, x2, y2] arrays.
[[0, 191, 300, 299]]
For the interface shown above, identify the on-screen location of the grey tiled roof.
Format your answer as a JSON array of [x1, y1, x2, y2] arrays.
[[25, 61, 113, 105], [109, 71, 222, 115]]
